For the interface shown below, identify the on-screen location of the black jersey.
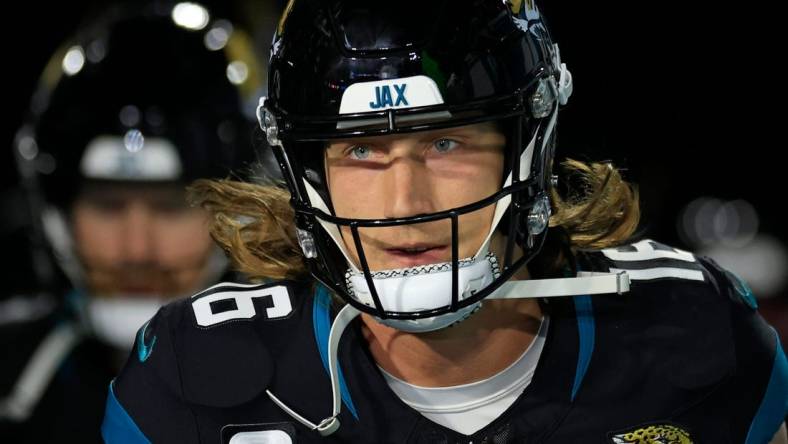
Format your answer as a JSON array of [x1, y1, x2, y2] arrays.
[[0, 297, 116, 444], [103, 240, 788, 443]]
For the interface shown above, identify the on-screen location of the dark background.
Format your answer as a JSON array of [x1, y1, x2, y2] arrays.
[[2, 1, 785, 326]]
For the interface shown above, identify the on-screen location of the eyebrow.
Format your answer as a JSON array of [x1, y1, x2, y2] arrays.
[[328, 125, 498, 147]]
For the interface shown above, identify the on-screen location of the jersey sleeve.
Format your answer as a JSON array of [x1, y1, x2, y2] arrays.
[[698, 255, 788, 442], [101, 282, 287, 443], [101, 302, 199, 443]]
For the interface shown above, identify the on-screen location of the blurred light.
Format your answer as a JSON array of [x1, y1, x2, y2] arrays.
[[17, 136, 38, 160], [62, 45, 85, 76], [677, 196, 760, 248], [678, 199, 700, 246], [694, 198, 721, 245], [719, 199, 759, 247], [124, 129, 145, 153], [226, 60, 249, 85], [119, 105, 141, 127], [204, 20, 233, 51], [700, 234, 788, 298], [86, 39, 107, 63], [171, 2, 210, 31]]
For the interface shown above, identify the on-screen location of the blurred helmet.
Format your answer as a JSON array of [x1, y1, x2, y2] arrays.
[[13, 2, 265, 347]]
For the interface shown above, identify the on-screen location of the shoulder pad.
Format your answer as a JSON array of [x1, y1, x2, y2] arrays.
[[578, 238, 711, 284], [578, 240, 742, 390], [693, 255, 760, 311], [130, 281, 305, 408]]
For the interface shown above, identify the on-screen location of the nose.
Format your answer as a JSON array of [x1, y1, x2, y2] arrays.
[[383, 153, 436, 219], [121, 202, 156, 263]]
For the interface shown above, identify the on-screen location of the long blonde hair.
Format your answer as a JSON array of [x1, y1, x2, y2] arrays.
[[189, 158, 640, 281]]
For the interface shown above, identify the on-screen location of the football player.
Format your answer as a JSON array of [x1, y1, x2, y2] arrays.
[[1, 3, 262, 442], [103, 1, 788, 442]]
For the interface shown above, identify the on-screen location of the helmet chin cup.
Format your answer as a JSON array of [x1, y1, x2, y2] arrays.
[[374, 302, 482, 333], [345, 252, 500, 331]]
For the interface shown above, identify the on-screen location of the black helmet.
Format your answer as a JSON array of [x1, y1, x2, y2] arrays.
[[16, 2, 264, 210], [12, 2, 266, 293], [259, 0, 574, 327]]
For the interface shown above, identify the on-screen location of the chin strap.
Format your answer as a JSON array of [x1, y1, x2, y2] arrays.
[[266, 304, 361, 436], [489, 271, 629, 299]]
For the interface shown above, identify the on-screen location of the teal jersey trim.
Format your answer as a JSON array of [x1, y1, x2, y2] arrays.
[[101, 381, 151, 444], [312, 285, 359, 419], [571, 295, 595, 401], [746, 327, 788, 444], [136, 320, 156, 363]]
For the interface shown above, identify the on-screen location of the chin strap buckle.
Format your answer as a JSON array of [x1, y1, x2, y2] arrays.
[[552, 43, 573, 106], [316, 416, 341, 436]]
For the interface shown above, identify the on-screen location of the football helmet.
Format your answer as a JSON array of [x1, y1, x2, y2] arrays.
[[13, 2, 263, 348], [258, 0, 599, 332]]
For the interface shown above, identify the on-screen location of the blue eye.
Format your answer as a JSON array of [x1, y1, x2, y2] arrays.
[[349, 145, 371, 159], [434, 138, 458, 153]]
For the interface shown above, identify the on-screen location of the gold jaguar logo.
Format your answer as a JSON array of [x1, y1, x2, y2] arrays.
[[609, 424, 693, 444]]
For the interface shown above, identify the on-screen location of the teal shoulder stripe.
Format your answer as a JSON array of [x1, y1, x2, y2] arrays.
[[101, 381, 151, 444], [312, 285, 359, 419], [746, 328, 788, 444], [571, 294, 595, 401]]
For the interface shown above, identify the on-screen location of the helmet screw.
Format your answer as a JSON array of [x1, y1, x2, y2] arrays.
[[530, 78, 555, 118], [296, 228, 318, 258], [527, 194, 551, 236]]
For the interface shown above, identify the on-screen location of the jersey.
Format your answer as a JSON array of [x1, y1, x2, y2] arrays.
[[0, 296, 115, 443], [102, 240, 788, 443], [0, 269, 244, 443]]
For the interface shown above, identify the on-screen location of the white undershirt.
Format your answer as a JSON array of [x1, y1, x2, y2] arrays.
[[379, 315, 549, 435]]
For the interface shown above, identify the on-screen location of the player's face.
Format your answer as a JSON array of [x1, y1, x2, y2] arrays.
[[326, 122, 505, 271], [71, 183, 215, 298]]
